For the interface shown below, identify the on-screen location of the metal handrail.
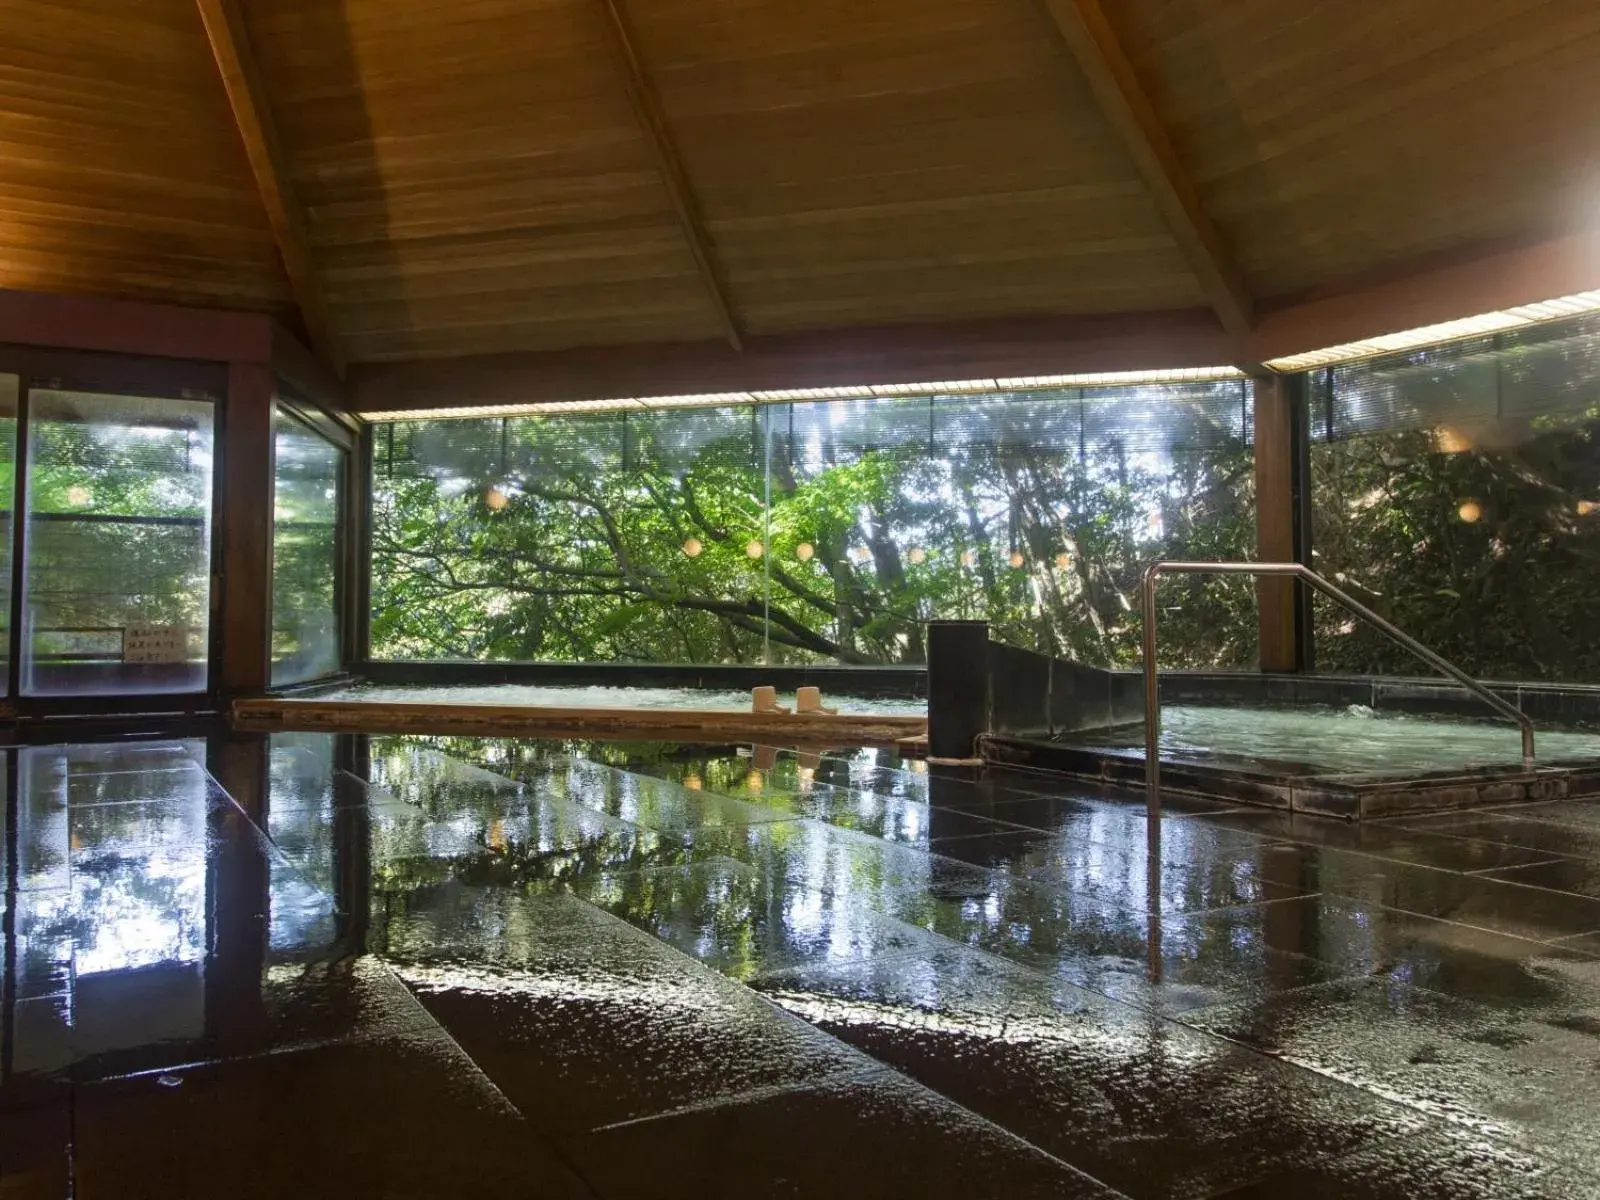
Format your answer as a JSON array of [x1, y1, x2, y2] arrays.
[[1141, 560, 1536, 816]]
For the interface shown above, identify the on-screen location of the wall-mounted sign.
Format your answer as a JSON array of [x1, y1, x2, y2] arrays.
[[123, 624, 189, 664]]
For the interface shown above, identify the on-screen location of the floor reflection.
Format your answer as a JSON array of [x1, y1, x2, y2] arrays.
[[6, 730, 1600, 1196]]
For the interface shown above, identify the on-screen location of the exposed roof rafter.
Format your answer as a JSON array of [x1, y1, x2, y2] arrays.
[[1036, 0, 1255, 337], [195, 0, 345, 376], [595, 0, 743, 351]]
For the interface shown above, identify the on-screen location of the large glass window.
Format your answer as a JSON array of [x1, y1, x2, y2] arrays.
[[0, 376, 18, 695], [1310, 315, 1600, 681], [271, 408, 343, 686], [22, 391, 215, 696], [370, 382, 1256, 669]]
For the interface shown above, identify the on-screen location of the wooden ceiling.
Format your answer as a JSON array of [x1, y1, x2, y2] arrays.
[[2, 0, 1598, 373]]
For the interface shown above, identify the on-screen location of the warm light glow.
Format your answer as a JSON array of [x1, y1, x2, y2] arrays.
[[960, 550, 977, 567], [66, 486, 92, 507], [1434, 428, 1472, 454], [746, 770, 763, 790], [745, 539, 764, 559], [359, 368, 1245, 422], [852, 546, 872, 564], [484, 486, 509, 510], [907, 546, 927, 565], [1264, 289, 1600, 372], [1580, 500, 1599, 516], [1054, 552, 1071, 569], [682, 537, 703, 558], [1458, 500, 1483, 524], [683, 774, 702, 790], [795, 542, 814, 561], [1008, 550, 1025, 569]]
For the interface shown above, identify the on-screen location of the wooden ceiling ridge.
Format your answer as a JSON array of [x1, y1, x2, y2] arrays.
[[1036, 0, 1255, 338], [195, 0, 345, 377], [595, 0, 743, 351]]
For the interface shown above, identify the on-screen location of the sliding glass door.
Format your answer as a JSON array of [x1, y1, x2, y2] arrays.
[[271, 406, 344, 686], [19, 389, 217, 697], [0, 377, 18, 695]]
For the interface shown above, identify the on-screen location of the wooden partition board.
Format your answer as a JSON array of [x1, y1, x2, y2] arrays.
[[232, 697, 926, 745]]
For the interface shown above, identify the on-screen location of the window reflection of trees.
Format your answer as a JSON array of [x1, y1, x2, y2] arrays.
[[371, 383, 1256, 669]]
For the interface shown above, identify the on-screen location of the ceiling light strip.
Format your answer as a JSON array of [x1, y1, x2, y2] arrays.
[[359, 365, 1247, 422], [1264, 288, 1600, 373]]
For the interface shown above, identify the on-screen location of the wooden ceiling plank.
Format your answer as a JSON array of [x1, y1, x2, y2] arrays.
[[1036, 0, 1254, 336], [593, 0, 743, 351], [194, 0, 345, 374]]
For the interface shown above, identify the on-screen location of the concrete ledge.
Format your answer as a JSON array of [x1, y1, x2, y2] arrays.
[[233, 698, 926, 746], [982, 735, 1600, 821]]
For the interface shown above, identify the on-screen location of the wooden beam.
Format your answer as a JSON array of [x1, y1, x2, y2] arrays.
[[1036, 0, 1254, 337], [195, 0, 345, 376], [0, 288, 272, 363], [350, 308, 1232, 413], [1244, 229, 1600, 366], [345, 229, 1600, 410], [594, 0, 742, 351]]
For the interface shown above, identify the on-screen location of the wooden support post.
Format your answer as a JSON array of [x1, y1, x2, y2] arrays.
[[1254, 374, 1297, 672], [220, 362, 276, 698]]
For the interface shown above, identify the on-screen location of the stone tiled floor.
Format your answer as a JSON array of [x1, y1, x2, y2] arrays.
[[8, 732, 1600, 1197]]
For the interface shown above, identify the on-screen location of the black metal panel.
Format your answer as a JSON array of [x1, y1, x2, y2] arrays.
[[927, 621, 990, 758]]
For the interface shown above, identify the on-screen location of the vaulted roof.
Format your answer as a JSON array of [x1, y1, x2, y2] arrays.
[[4, 0, 1599, 381]]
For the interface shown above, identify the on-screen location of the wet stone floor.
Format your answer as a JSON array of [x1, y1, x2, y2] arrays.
[[8, 735, 1600, 1195]]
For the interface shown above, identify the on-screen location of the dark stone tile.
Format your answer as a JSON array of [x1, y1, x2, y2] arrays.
[[670, 817, 998, 901], [759, 944, 1425, 1197], [74, 1030, 594, 1199], [495, 753, 799, 833], [569, 857, 942, 981], [388, 892, 861, 1136], [1314, 853, 1600, 942], [1483, 859, 1600, 900], [582, 1071, 1119, 1200], [877, 881, 1359, 1015], [1557, 931, 1600, 954], [768, 777, 1037, 849], [927, 822, 1322, 914], [1487, 801, 1600, 830], [1392, 811, 1600, 859], [1183, 974, 1600, 1170], [1197, 808, 1573, 874], [1219, 1127, 1600, 1199]]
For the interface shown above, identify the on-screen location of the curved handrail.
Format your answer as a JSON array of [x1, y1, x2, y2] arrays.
[[1141, 560, 1536, 816]]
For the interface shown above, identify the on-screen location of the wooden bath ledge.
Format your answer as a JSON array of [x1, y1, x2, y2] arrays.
[[232, 697, 928, 745]]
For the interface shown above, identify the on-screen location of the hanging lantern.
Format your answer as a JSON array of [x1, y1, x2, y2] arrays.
[[1054, 552, 1071, 569], [745, 539, 764, 559], [907, 546, 927, 565], [1457, 500, 1482, 524], [682, 537, 704, 558], [484, 486, 510, 511], [795, 542, 815, 561], [1008, 550, 1025, 569]]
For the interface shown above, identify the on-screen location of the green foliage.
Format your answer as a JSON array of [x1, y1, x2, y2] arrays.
[[1313, 418, 1600, 681], [371, 404, 1258, 670]]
